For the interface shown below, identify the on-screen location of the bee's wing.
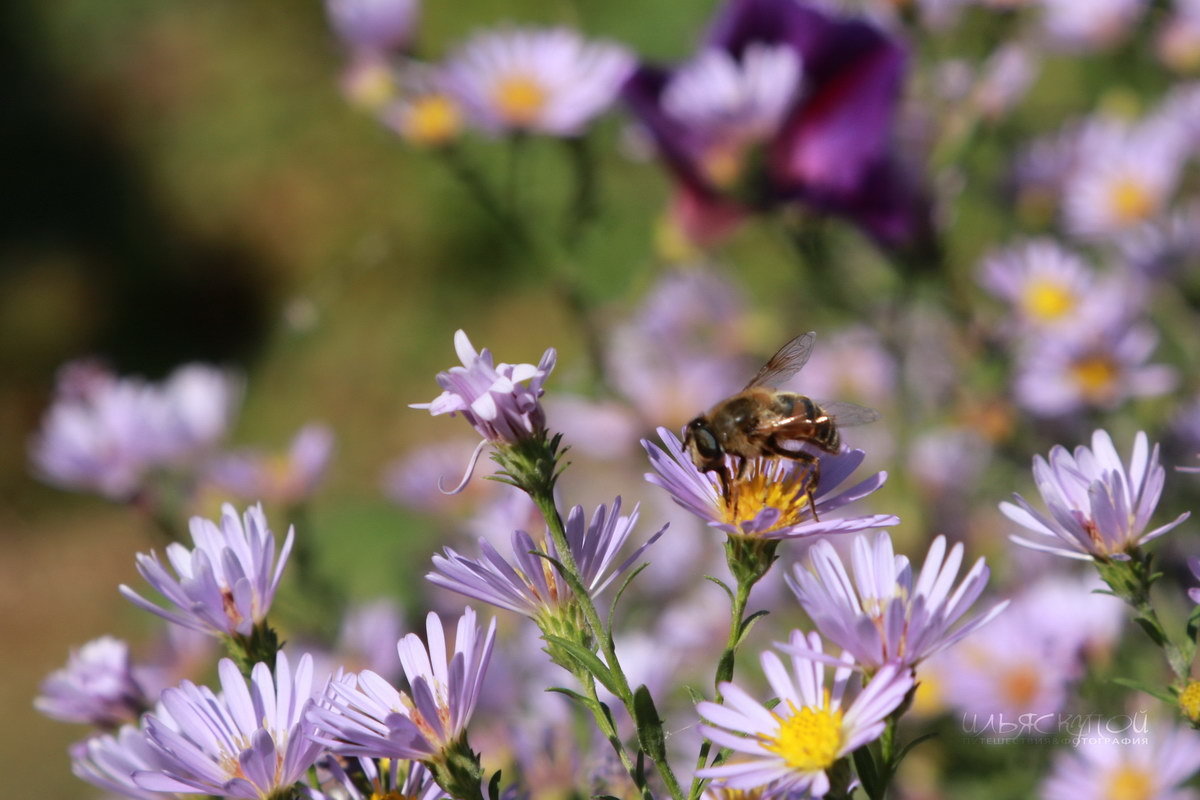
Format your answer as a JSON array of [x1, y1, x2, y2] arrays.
[[819, 400, 880, 427], [743, 332, 816, 390]]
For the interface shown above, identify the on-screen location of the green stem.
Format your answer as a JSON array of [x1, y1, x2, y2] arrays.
[[528, 487, 686, 800], [690, 539, 774, 800], [578, 669, 654, 800], [1097, 551, 1193, 680]]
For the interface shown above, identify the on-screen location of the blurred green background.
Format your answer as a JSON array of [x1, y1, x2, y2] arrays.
[[6, 1, 1195, 797], [0, 1, 738, 796]]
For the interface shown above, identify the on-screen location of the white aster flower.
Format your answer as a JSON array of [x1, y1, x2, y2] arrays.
[[445, 27, 633, 136], [1063, 118, 1185, 239], [696, 631, 913, 796], [1041, 723, 1200, 800]]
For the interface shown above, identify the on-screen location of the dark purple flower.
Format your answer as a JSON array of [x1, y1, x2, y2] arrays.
[[623, 0, 926, 246]]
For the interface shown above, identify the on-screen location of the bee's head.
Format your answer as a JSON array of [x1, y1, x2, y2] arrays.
[[684, 417, 723, 467]]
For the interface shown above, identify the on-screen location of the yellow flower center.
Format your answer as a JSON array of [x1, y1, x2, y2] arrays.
[[762, 699, 845, 772], [402, 94, 462, 146], [720, 460, 815, 535], [910, 671, 944, 717], [999, 663, 1041, 709], [700, 142, 745, 189], [1179, 681, 1200, 722], [494, 75, 547, 126], [1105, 765, 1156, 800], [1071, 354, 1119, 401], [1108, 176, 1156, 225], [1020, 278, 1076, 322]]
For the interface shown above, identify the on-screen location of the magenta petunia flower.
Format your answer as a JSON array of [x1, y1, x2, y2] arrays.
[[309, 608, 496, 761], [1002, 429, 1190, 561], [623, 0, 927, 246], [785, 532, 1008, 671], [134, 652, 325, 800], [427, 497, 666, 621], [35, 636, 151, 729], [643, 427, 897, 541], [411, 329, 556, 448], [120, 503, 294, 638], [695, 631, 913, 796]]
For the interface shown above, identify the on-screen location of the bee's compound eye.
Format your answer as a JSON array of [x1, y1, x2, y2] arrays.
[[691, 426, 722, 460]]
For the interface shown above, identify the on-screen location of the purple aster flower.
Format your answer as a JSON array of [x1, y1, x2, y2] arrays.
[[380, 62, 465, 148], [607, 267, 750, 429], [1002, 429, 1190, 561], [695, 631, 913, 796], [427, 497, 666, 623], [444, 28, 633, 136], [71, 723, 180, 800], [316, 754, 444, 800], [206, 424, 335, 506], [411, 329, 556, 457], [120, 503, 294, 637], [785, 532, 1008, 671], [1040, 722, 1200, 800], [309, 607, 496, 761], [30, 361, 240, 500], [325, 0, 419, 55], [643, 427, 897, 541], [35, 636, 151, 729], [134, 652, 325, 799], [1013, 319, 1176, 417], [928, 603, 1075, 724], [623, 0, 928, 247]]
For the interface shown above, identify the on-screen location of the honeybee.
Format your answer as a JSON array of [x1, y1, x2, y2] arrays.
[[683, 332, 878, 504]]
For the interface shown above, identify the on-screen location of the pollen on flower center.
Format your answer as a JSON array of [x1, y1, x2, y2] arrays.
[[1108, 176, 1155, 224], [999, 663, 1041, 708], [403, 94, 462, 146], [1071, 354, 1118, 400], [493, 75, 548, 125], [1021, 279, 1076, 321], [1179, 681, 1200, 722], [1104, 764, 1156, 800], [720, 460, 815, 533], [762, 700, 844, 772]]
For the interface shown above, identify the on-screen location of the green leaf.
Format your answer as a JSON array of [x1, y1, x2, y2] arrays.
[[543, 634, 621, 695], [895, 731, 939, 762], [736, 609, 770, 644], [545, 686, 593, 707], [852, 745, 882, 800], [684, 684, 706, 705], [1187, 603, 1200, 644], [487, 770, 503, 800], [607, 562, 651, 641], [1112, 677, 1177, 704], [633, 685, 667, 762], [703, 575, 734, 604]]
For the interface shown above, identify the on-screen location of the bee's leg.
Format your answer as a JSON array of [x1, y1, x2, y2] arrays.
[[714, 462, 732, 502], [765, 441, 822, 521]]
